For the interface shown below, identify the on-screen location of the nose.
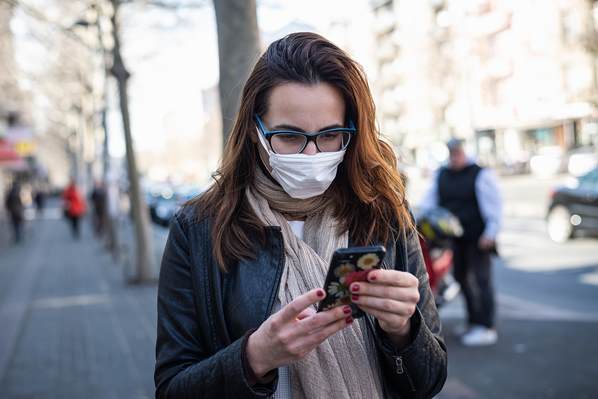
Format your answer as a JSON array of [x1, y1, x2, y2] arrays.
[[302, 140, 318, 155]]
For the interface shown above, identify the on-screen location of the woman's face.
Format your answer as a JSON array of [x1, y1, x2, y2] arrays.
[[256, 82, 346, 170]]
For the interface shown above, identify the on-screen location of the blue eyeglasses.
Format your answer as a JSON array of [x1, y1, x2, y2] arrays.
[[254, 114, 356, 154]]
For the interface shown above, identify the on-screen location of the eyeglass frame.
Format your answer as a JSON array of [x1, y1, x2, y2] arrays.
[[254, 114, 357, 154]]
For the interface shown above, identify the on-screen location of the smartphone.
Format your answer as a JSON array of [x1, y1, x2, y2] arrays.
[[317, 245, 386, 319]]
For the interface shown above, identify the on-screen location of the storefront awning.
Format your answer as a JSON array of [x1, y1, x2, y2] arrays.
[[0, 139, 26, 170]]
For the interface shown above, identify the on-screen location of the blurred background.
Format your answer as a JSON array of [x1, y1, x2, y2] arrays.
[[0, 0, 597, 398]]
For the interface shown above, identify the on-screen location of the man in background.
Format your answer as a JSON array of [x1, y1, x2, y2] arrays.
[[90, 180, 107, 237], [4, 180, 24, 244], [420, 138, 502, 346]]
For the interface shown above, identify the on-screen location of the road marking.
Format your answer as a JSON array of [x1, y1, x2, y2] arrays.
[[580, 271, 598, 286], [441, 293, 598, 323], [32, 294, 111, 310]]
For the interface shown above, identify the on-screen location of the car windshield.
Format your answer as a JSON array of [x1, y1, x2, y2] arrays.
[[578, 168, 598, 191]]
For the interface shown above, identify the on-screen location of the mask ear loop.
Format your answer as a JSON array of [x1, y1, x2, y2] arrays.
[[256, 127, 274, 155]]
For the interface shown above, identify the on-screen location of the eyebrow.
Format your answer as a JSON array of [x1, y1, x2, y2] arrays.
[[271, 123, 344, 132]]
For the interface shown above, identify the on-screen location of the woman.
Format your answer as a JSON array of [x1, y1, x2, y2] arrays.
[[155, 32, 447, 398], [63, 179, 86, 239]]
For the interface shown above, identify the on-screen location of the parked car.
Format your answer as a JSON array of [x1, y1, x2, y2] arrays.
[[530, 146, 566, 177], [151, 185, 202, 227], [547, 167, 598, 242], [567, 146, 598, 177], [147, 184, 175, 225]]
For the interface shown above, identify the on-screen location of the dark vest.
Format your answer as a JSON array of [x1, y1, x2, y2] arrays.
[[438, 164, 485, 241]]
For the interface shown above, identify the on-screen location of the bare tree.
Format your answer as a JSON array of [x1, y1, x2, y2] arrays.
[[582, 0, 598, 107], [108, 0, 260, 147], [213, 0, 260, 146], [109, 0, 155, 283]]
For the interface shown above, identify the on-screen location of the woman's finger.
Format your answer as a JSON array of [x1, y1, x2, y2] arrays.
[[357, 304, 405, 329], [276, 288, 325, 326], [352, 295, 415, 317], [303, 313, 353, 348], [297, 305, 350, 334], [366, 269, 419, 287], [350, 282, 420, 304], [296, 307, 316, 321]]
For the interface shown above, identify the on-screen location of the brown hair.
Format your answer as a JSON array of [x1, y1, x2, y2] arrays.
[[193, 32, 413, 271]]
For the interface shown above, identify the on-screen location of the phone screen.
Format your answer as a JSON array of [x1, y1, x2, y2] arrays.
[[317, 245, 386, 318]]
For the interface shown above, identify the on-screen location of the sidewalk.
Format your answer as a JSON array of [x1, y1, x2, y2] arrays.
[[0, 209, 158, 399]]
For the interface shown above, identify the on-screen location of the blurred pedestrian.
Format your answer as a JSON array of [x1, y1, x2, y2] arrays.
[[420, 138, 502, 346], [33, 187, 46, 216], [89, 180, 107, 237], [155, 32, 447, 398], [4, 180, 24, 244], [63, 179, 86, 239]]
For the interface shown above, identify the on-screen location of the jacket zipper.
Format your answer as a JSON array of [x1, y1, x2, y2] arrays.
[[394, 356, 416, 392], [264, 227, 285, 318]]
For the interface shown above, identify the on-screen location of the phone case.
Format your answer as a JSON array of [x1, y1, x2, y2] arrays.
[[317, 245, 386, 318]]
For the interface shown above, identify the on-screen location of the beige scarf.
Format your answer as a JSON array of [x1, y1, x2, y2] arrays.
[[246, 167, 384, 399]]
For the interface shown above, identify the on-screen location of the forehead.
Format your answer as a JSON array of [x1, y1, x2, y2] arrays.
[[265, 82, 346, 130], [449, 147, 464, 154]]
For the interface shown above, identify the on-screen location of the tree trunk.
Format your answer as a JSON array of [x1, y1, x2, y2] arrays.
[[213, 0, 260, 146], [110, 0, 155, 283]]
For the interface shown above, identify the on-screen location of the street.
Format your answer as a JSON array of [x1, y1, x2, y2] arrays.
[[412, 173, 598, 398], [0, 174, 596, 398]]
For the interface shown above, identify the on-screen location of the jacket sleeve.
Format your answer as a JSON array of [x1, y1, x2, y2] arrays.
[[154, 214, 277, 399], [374, 226, 448, 398]]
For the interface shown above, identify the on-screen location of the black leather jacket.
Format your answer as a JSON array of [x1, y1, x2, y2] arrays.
[[155, 205, 447, 398]]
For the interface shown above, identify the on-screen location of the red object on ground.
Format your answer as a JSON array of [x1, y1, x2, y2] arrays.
[[63, 184, 87, 217], [419, 236, 453, 294]]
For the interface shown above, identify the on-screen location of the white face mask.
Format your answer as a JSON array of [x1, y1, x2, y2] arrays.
[[257, 129, 346, 199]]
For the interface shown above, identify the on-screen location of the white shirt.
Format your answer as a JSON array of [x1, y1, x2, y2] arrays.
[[419, 163, 502, 240], [287, 220, 305, 240]]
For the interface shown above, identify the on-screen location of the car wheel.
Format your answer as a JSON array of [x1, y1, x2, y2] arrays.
[[547, 205, 573, 243]]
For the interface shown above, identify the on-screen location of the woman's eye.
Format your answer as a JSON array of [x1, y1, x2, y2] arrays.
[[320, 133, 339, 141], [277, 134, 302, 142]]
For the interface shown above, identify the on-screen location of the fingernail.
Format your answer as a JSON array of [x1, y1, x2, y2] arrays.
[[351, 284, 360, 292], [345, 316, 353, 324], [351, 294, 359, 301], [369, 274, 377, 281], [343, 306, 351, 314], [317, 289, 325, 298]]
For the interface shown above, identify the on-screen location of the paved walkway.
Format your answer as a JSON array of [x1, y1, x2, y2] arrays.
[[0, 209, 159, 399]]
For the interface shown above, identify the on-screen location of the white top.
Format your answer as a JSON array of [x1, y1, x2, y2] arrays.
[[287, 220, 305, 240]]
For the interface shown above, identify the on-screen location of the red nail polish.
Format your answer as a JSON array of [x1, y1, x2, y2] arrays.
[[351, 294, 359, 301], [351, 284, 360, 292], [317, 289, 325, 298], [343, 306, 352, 314], [345, 316, 353, 324], [369, 274, 377, 281]]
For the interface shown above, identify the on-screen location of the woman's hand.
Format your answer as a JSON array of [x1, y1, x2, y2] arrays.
[[350, 270, 419, 348], [246, 288, 353, 379]]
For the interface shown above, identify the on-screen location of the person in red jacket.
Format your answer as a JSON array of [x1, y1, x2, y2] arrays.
[[63, 179, 86, 239]]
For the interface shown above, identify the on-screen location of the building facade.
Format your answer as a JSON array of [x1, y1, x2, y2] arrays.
[[371, 0, 598, 173]]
